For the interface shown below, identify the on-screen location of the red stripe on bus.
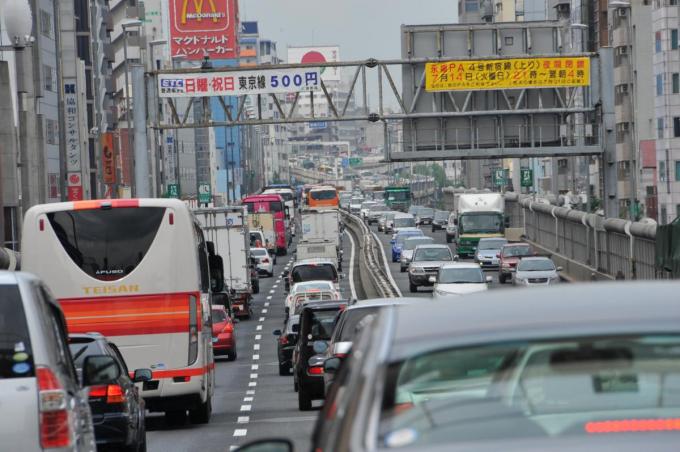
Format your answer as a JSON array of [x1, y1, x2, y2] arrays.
[[60, 292, 197, 337]]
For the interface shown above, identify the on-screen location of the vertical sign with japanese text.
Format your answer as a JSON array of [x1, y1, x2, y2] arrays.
[[101, 132, 116, 185], [169, 0, 239, 61], [63, 79, 83, 201]]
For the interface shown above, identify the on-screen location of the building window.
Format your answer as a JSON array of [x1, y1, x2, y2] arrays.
[[40, 10, 52, 38], [672, 0, 679, 5], [658, 118, 665, 139], [46, 119, 57, 145], [48, 173, 59, 199], [675, 117, 680, 137], [465, 0, 479, 12], [657, 74, 664, 96], [656, 31, 662, 52], [660, 161, 666, 182], [674, 73, 680, 94], [43, 65, 54, 91], [673, 29, 679, 50], [661, 206, 667, 225], [675, 161, 680, 181]]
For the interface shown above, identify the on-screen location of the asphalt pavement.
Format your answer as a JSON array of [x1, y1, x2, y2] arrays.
[[147, 233, 354, 452]]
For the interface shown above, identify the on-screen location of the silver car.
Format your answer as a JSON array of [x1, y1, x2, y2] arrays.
[[400, 236, 435, 272], [513, 256, 562, 286], [0, 272, 98, 451], [474, 237, 508, 268]]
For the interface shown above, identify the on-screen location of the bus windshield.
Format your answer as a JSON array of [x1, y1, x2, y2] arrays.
[[310, 190, 337, 201], [386, 190, 410, 201], [245, 201, 284, 214], [47, 208, 165, 281]]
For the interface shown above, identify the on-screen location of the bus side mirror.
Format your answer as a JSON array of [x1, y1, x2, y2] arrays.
[[206, 241, 216, 256]]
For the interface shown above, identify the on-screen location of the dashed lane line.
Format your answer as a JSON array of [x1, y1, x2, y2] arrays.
[[233, 429, 247, 437], [253, 354, 260, 360], [251, 364, 259, 370], [240, 405, 252, 411], [253, 344, 260, 350], [259, 317, 266, 321], [255, 334, 261, 340], [256, 325, 262, 331], [250, 373, 258, 379], [237, 416, 249, 424]]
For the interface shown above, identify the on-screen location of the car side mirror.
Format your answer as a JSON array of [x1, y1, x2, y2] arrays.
[[556, 266, 563, 272], [273, 329, 282, 336], [82, 355, 121, 386], [282, 270, 289, 277], [132, 368, 153, 383], [486, 276, 493, 283], [324, 357, 341, 374], [234, 439, 293, 452], [313, 340, 329, 354], [428, 275, 437, 284]]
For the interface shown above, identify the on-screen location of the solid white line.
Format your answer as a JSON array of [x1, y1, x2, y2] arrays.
[[262, 309, 268, 314], [255, 334, 261, 340], [253, 344, 260, 350], [256, 325, 262, 331], [253, 354, 260, 360], [371, 229, 403, 297], [233, 429, 247, 437], [237, 416, 249, 424], [344, 230, 358, 300], [250, 373, 258, 379], [246, 390, 255, 395], [259, 317, 265, 322], [243, 396, 253, 402]]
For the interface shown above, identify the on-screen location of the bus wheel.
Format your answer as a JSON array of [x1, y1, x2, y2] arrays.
[[189, 397, 212, 424], [165, 410, 186, 426]]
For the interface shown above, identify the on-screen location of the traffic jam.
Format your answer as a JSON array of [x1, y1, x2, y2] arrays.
[[1, 183, 678, 452]]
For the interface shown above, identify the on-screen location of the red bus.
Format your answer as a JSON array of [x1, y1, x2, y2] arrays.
[[242, 194, 290, 255]]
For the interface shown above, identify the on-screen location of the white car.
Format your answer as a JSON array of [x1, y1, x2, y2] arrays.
[[251, 247, 274, 277], [513, 256, 562, 286], [391, 213, 417, 233], [285, 280, 340, 314], [360, 201, 378, 219], [431, 262, 492, 299]]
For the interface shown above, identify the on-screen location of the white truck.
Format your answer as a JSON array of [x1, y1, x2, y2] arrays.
[[194, 206, 253, 318], [454, 193, 506, 257], [296, 240, 342, 271], [247, 212, 277, 254], [300, 209, 341, 249]]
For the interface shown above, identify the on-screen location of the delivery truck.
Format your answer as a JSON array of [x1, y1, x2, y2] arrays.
[[454, 193, 506, 257]]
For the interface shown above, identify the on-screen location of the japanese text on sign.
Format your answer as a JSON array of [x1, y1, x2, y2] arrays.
[[158, 68, 322, 98], [425, 57, 591, 92], [169, 0, 238, 60], [63, 81, 82, 173]]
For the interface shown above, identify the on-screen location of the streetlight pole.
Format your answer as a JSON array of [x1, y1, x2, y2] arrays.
[[121, 19, 142, 197], [148, 39, 167, 197]]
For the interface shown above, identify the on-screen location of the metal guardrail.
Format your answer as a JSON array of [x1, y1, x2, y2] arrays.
[[340, 211, 401, 298]]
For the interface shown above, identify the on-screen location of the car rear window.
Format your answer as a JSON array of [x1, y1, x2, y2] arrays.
[[306, 309, 340, 340], [251, 249, 267, 257], [68, 338, 103, 370], [292, 264, 337, 283], [211, 309, 228, 323], [48, 208, 166, 281], [0, 285, 35, 379], [338, 307, 380, 341]]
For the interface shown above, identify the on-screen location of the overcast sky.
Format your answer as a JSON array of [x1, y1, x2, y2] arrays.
[[239, 0, 458, 61]]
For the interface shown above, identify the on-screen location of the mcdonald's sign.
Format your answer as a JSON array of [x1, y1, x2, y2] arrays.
[[169, 0, 238, 61]]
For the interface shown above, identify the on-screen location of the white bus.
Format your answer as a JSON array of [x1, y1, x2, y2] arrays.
[[21, 199, 215, 424]]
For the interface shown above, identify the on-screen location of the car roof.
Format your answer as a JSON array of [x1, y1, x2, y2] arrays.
[[348, 297, 423, 310], [293, 280, 333, 287], [300, 299, 350, 311], [0, 271, 19, 285], [388, 282, 680, 360], [68, 332, 106, 341], [394, 213, 414, 218], [502, 242, 530, 247], [405, 236, 433, 241], [395, 228, 421, 234], [413, 244, 450, 249], [251, 247, 267, 251], [478, 237, 507, 242], [439, 262, 483, 270], [518, 256, 551, 262], [293, 258, 336, 266]]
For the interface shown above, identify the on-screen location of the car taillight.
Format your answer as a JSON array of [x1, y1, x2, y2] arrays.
[[279, 335, 289, 345], [307, 366, 324, 376], [37, 366, 72, 449], [222, 322, 234, 334], [89, 384, 125, 404], [262, 258, 269, 263]]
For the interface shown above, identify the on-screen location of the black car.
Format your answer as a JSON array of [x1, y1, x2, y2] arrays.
[[292, 300, 347, 410], [431, 209, 450, 231], [69, 333, 151, 451], [415, 206, 435, 225], [274, 314, 299, 376]]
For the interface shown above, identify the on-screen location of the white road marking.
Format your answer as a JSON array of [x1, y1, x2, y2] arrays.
[[233, 429, 247, 437], [266, 296, 272, 300], [253, 354, 260, 360], [255, 334, 261, 340], [240, 405, 252, 411], [269, 290, 275, 294], [250, 373, 258, 379], [256, 325, 262, 331], [251, 364, 259, 370], [253, 344, 260, 350], [272, 285, 278, 289], [259, 317, 265, 321], [248, 381, 257, 387], [344, 229, 358, 300], [237, 416, 249, 424], [246, 390, 255, 395], [264, 302, 270, 307], [262, 309, 268, 314], [276, 279, 282, 283], [243, 396, 253, 402]]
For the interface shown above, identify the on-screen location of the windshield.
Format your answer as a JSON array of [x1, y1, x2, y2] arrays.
[[211, 309, 228, 323], [361, 202, 376, 209], [396, 232, 423, 246], [503, 245, 532, 257], [478, 239, 508, 250], [518, 259, 556, 272], [418, 208, 434, 217], [438, 268, 485, 283], [293, 282, 333, 293], [0, 285, 35, 379], [408, 206, 420, 215], [311, 190, 337, 201], [68, 339, 103, 370], [380, 335, 680, 447], [414, 247, 453, 262], [292, 264, 337, 283], [251, 249, 268, 257], [394, 217, 416, 228], [403, 237, 434, 250], [386, 190, 410, 201], [459, 213, 503, 233], [370, 205, 389, 212], [48, 208, 165, 281]]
